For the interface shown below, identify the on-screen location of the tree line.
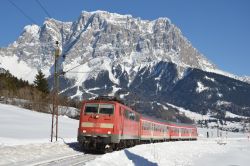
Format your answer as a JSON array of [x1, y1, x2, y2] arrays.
[[0, 70, 81, 116]]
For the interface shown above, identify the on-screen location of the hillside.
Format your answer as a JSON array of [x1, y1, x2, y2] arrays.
[[0, 11, 250, 121]]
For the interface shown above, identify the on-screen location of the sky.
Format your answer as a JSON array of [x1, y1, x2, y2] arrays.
[[0, 0, 249, 76]]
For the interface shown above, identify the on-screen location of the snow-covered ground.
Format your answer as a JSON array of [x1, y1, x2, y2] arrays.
[[0, 103, 84, 166], [86, 128, 250, 166], [86, 139, 250, 166], [0, 103, 250, 166], [0, 103, 78, 145]]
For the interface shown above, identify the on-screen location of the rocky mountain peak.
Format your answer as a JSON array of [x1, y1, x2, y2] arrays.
[[0, 10, 250, 121], [1, 11, 217, 75]]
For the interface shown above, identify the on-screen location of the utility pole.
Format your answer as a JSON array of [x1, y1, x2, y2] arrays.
[[51, 41, 60, 142], [248, 117, 250, 141], [217, 119, 219, 138]]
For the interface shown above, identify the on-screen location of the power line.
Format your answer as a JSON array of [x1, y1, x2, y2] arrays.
[[35, 0, 52, 18], [65, 70, 101, 74], [35, 0, 82, 74], [7, 0, 37, 24], [34, 0, 97, 77], [62, 63, 85, 74], [61, 56, 103, 75]]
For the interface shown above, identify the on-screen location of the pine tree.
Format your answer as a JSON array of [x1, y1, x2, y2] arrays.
[[34, 70, 49, 94]]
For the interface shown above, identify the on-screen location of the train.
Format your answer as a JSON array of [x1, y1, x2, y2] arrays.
[[77, 96, 197, 153]]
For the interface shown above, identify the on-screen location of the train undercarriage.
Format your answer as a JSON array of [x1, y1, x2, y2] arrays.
[[78, 135, 140, 153], [78, 134, 196, 153]]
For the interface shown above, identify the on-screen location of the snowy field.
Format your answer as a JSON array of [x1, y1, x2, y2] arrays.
[[0, 103, 78, 145], [86, 139, 250, 166], [0, 103, 250, 166]]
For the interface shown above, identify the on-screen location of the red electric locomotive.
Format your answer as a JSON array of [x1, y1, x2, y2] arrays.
[[77, 96, 197, 152], [78, 96, 140, 152]]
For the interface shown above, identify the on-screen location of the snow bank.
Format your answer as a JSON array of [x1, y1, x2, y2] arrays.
[[86, 138, 250, 166], [0, 103, 78, 146]]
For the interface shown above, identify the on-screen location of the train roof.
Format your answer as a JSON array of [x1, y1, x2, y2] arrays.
[[141, 114, 196, 128], [85, 96, 196, 128], [92, 96, 125, 104]]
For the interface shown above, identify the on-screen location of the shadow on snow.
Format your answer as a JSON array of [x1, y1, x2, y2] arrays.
[[124, 149, 158, 166]]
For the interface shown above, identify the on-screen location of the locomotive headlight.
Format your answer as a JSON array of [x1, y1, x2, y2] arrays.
[[107, 131, 111, 134], [82, 130, 86, 133]]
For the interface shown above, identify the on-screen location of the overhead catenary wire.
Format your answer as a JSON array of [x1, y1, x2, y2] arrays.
[[8, 0, 37, 24], [35, 0, 93, 76], [9, 0, 98, 77], [35, 0, 87, 75], [61, 55, 102, 75], [62, 63, 85, 74], [62, 69, 102, 75], [36, 0, 58, 142], [35, 0, 52, 18]]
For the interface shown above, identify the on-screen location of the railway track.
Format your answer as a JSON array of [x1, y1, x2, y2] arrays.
[[29, 153, 99, 166]]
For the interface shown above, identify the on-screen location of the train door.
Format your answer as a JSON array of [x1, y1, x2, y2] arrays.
[[163, 126, 166, 140], [136, 114, 140, 138], [178, 128, 181, 139], [151, 123, 154, 140], [119, 106, 124, 138]]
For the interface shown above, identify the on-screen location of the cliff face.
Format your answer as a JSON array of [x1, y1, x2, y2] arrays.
[[0, 11, 249, 121]]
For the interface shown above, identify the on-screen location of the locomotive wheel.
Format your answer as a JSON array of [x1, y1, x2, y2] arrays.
[[104, 144, 113, 153], [82, 143, 91, 153]]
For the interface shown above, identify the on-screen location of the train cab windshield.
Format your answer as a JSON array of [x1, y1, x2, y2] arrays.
[[84, 103, 114, 115], [85, 104, 99, 114]]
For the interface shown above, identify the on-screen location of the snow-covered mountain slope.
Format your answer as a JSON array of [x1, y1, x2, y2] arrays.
[[161, 102, 248, 132], [0, 10, 250, 120], [0, 10, 215, 82]]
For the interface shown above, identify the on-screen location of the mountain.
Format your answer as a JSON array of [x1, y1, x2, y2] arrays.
[[0, 10, 250, 121], [0, 11, 216, 81]]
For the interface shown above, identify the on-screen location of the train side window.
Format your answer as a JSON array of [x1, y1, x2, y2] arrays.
[[146, 122, 149, 130], [128, 111, 135, 121], [119, 107, 122, 115], [129, 112, 133, 120], [143, 121, 147, 130], [99, 104, 114, 115], [124, 110, 129, 119], [135, 114, 140, 121]]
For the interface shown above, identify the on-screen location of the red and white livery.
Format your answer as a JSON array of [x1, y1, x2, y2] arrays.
[[77, 97, 197, 152]]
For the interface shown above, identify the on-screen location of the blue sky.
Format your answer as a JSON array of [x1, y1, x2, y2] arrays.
[[1, 0, 249, 76]]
